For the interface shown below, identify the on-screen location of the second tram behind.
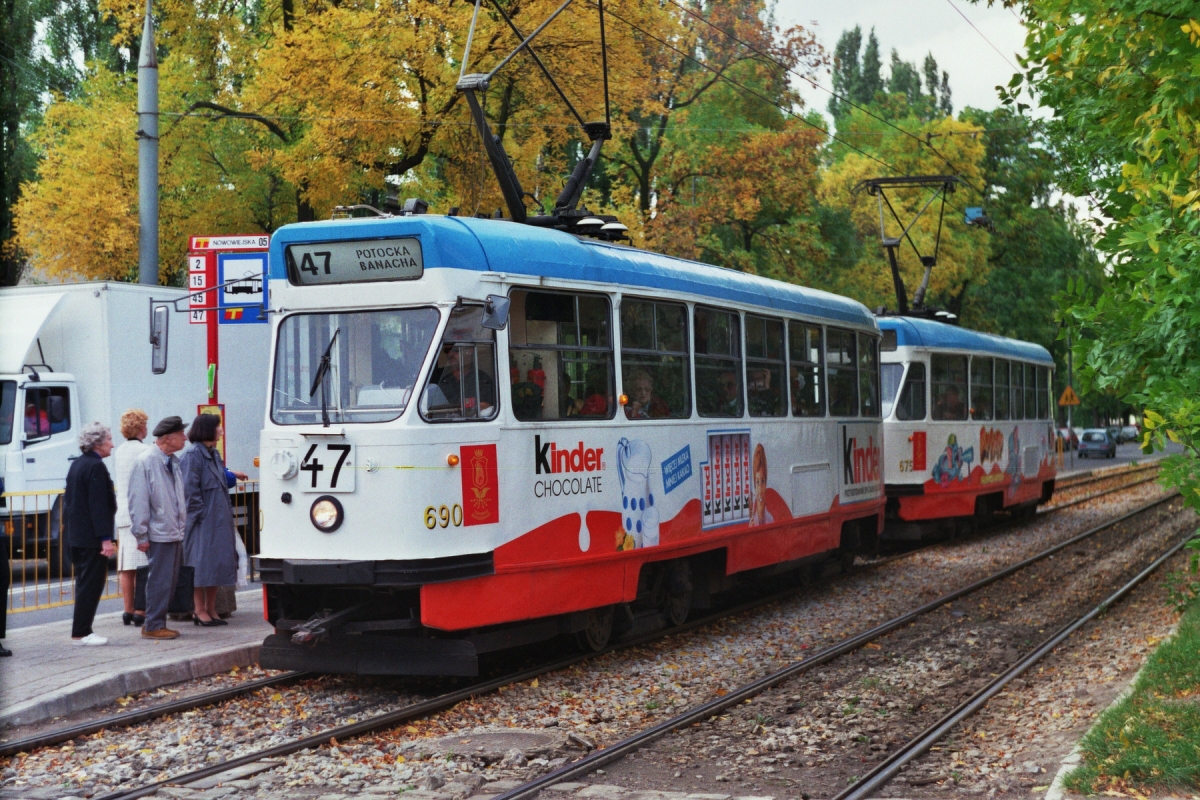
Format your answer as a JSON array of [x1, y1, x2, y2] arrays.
[[878, 316, 1057, 537], [256, 213, 885, 675]]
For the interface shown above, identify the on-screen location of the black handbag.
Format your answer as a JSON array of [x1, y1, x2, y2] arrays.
[[134, 563, 196, 614]]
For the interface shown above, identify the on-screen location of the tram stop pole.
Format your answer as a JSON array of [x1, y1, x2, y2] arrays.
[[136, 0, 159, 286]]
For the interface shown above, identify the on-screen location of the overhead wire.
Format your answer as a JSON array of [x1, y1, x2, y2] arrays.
[[583, 2, 898, 179], [659, 0, 987, 196], [942, 0, 1020, 71]]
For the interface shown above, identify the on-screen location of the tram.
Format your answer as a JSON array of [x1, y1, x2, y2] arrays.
[[255, 212, 886, 675], [878, 316, 1057, 538]]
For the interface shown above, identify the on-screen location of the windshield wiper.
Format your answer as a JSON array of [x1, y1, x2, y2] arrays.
[[308, 327, 341, 427]]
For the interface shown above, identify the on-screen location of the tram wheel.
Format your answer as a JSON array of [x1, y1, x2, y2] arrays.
[[663, 561, 693, 627], [575, 606, 615, 652]]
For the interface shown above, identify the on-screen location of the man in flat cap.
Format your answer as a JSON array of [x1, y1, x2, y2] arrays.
[[127, 416, 188, 639]]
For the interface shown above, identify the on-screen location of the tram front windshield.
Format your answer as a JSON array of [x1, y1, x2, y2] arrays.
[[272, 308, 440, 424]]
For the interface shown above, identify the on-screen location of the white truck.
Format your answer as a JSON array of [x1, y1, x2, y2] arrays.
[[0, 282, 268, 566]]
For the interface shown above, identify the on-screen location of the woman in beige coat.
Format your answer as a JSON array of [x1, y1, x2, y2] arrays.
[[114, 409, 150, 625]]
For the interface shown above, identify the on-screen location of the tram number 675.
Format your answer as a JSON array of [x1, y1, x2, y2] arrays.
[[425, 505, 464, 529]]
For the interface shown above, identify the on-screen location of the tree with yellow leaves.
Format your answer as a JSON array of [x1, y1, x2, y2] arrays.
[[818, 111, 989, 314]]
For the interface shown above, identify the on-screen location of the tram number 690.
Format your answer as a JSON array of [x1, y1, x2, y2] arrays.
[[425, 504, 464, 529]]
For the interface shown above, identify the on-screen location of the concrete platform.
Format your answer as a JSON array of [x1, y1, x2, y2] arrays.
[[0, 588, 268, 729]]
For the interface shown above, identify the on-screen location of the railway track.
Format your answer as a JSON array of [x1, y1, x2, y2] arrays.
[[40, 480, 1170, 800], [1053, 460, 1161, 493], [477, 490, 1186, 800]]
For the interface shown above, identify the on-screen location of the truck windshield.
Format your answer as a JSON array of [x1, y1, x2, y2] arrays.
[[272, 308, 440, 425], [0, 381, 14, 444]]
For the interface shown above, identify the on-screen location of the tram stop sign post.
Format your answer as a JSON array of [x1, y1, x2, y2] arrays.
[[186, 234, 270, 405]]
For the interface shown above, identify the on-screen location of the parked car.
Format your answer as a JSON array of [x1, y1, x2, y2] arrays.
[[1119, 424, 1141, 443], [1106, 426, 1121, 443], [1078, 428, 1117, 459], [1056, 427, 1079, 450]]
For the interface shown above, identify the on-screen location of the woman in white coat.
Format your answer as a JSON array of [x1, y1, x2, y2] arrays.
[[114, 409, 150, 625]]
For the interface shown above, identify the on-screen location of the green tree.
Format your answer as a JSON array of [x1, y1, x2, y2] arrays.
[[0, 0, 40, 286], [1002, 0, 1200, 501]]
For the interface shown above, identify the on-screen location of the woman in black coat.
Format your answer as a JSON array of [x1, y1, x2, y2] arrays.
[[181, 414, 238, 626], [64, 422, 117, 645]]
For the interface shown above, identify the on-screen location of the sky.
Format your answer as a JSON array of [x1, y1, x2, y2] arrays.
[[772, 0, 1029, 121]]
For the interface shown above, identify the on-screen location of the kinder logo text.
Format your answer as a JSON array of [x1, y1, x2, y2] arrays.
[[843, 428, 881, 485], [534, 436, 606, 475]]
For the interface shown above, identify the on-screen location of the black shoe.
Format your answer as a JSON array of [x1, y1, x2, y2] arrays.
[[193, 616, 222, 627], [133, 613, 145, 627], [0, 643, 10, 657], [122, 612, 146, 626], [212, 618, 229, 626]]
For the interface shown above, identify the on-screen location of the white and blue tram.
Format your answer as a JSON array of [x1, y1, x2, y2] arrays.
[[256, 213, 885, 675], [878, 316, 1057, 536]]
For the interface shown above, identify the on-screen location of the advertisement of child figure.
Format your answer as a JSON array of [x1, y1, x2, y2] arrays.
[[749, 443, 772, 526]]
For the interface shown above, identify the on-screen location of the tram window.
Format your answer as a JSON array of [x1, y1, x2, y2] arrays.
[[931, 354, 968, 421], [1024, 363, 1037, 420], [788, 322, 824, 417], [895, 362, 927, 421], [620, 299, 690, 420], [272, 307, 440, 425], [858, 333, 880, 417], [746, 315, 785, 417], [508, 290, 614, 421], [825, 328, 858, 417], [971, 357, 994, 421], [994, 360, 1010, 420], [695, 307, 743, 418], [420, 306, 499, 422], [1010, 361, 1025, 419], [1037, 366, 1051, 419]]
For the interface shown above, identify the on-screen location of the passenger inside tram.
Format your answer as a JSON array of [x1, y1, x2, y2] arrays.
[[933, 384, 965, 420], [624, 369, 670, 420]]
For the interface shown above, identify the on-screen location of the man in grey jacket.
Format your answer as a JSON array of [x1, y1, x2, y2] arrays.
[[128, 416, 188, 640]]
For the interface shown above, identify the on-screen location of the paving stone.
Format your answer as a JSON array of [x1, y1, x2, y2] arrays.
[[193, 788, 239, 800], [188, 761, 283, 790], [481, 781, 524, 792], [577, 786, 628, 800]]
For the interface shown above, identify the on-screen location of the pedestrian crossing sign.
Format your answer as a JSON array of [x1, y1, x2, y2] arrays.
[[1058, 386, 1081, 406]]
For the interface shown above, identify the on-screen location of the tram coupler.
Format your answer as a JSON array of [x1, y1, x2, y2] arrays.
[[289, 603, 366, 645]]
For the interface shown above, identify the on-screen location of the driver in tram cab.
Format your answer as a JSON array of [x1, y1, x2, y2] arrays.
[[624, 369, 670, 420], [436, 345, 495, 412]]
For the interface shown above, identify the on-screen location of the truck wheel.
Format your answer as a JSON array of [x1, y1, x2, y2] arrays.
[[575, 606, 614, 653]]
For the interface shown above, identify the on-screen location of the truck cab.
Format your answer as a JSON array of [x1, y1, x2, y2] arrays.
[[0, 371, 79, 563]]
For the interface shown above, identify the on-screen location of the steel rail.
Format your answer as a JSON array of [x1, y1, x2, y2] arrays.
[[834, 521, 1196, 799], [90, 564, 870, 800], [1055, 461, 1160, 491], [0, 673, 306, 759], [74, 480, 1168, 798], [483, 491, 1183, 800], [1042, 472, 1161, 513]]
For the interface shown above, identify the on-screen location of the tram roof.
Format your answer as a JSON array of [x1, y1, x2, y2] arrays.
[[268, 215, 876, 327], [877, 316, 1054, 365]]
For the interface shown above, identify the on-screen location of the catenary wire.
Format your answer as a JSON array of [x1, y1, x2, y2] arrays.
[[943, 0, 1020, 71], [661, 0, 986, 195], [583, 2, 899, 178]]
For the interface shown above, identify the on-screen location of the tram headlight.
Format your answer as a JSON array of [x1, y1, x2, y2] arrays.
[[309, 495, 344, 533]]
